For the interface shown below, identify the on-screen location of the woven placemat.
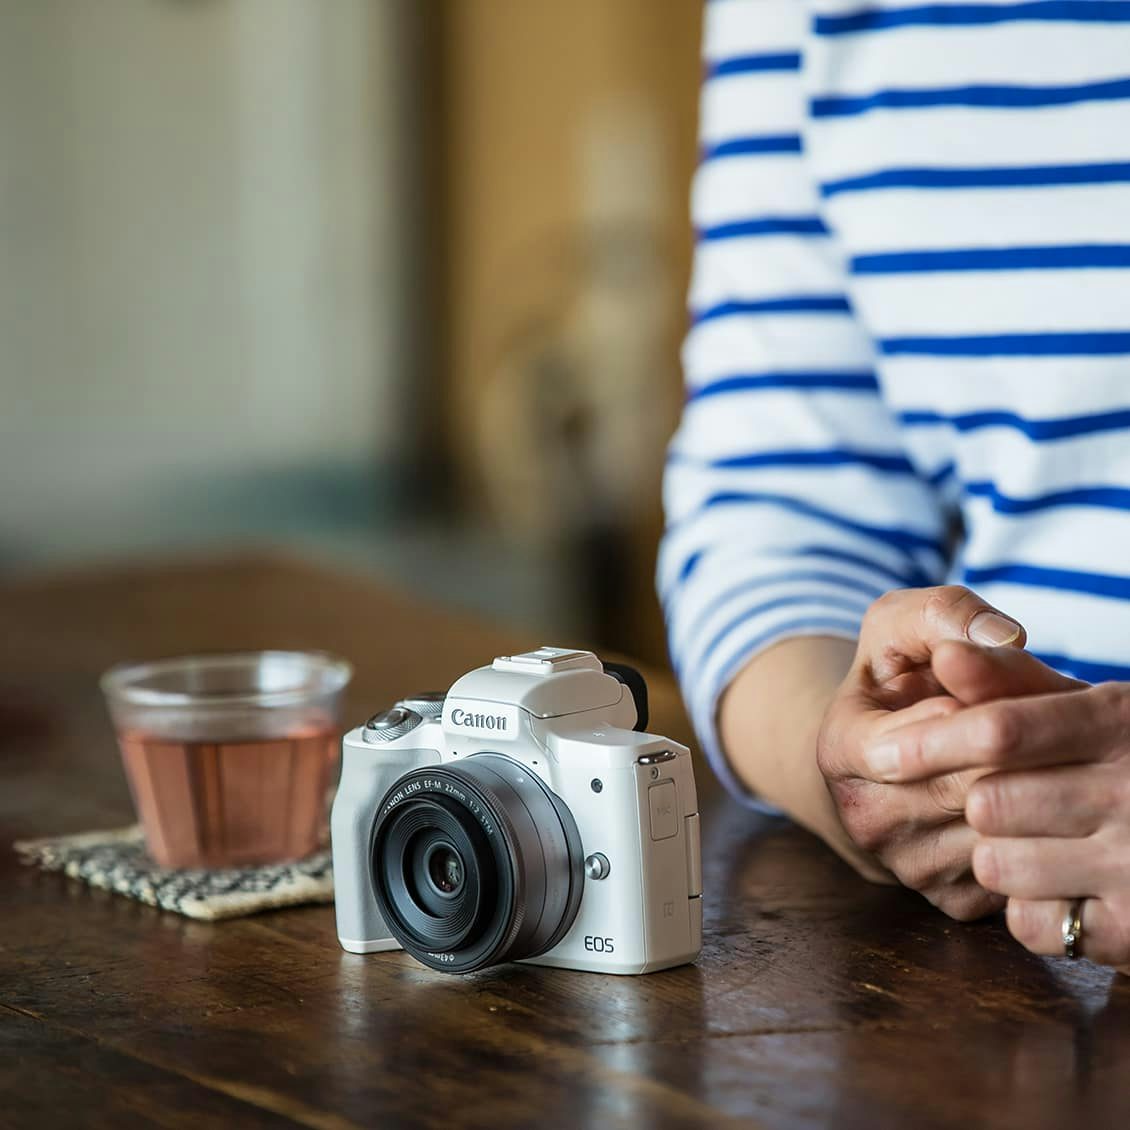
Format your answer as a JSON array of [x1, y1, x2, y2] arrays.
[[14, 825, 334, 921]]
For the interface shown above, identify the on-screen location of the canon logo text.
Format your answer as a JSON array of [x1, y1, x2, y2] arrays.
[[450, 708, 509, 732]]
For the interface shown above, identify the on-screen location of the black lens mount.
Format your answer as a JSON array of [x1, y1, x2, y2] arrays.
[[369, 754, 584, 974]]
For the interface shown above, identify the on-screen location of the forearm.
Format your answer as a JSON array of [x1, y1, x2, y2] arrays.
[[717, 636, 891, 882]]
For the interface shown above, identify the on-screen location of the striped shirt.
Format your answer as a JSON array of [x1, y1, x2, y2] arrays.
[[659, 0, 1130, 805]]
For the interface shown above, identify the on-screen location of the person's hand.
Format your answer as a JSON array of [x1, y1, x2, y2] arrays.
[[818, 586, 1050, 920], [859, 647, 1130, 968]]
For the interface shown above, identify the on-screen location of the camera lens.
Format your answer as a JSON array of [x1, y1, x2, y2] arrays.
[[370, 754, 584, 974], [426, 844, 463, 896]]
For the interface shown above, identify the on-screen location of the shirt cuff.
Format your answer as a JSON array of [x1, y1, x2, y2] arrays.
[[688, 613, 864, 812]]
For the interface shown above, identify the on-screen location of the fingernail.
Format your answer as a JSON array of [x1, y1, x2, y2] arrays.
[[865, 742, 902, 782], [968, 611, 1022, 647]]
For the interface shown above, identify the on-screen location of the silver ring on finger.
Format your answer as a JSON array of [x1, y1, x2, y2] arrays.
[[1062, 898, 1085, 960]]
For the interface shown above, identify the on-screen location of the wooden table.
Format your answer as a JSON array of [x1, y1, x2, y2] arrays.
[[2, 554, 1128, 1129]]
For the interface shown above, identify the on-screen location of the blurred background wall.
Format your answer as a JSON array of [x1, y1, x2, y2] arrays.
[[0, 0, 702, 666]]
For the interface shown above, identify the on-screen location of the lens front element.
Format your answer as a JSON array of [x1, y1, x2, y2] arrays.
[[370, 755, 583, 973], [426, 843, 464, 897]]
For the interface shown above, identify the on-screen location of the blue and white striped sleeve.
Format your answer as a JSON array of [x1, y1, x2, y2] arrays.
[[658, 0, 950, 805]]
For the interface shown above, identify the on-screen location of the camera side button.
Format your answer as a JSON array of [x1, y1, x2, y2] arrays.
[[684, 813, 702, 897], [584, 853, 610, 880], [648, 780, 678, 841]]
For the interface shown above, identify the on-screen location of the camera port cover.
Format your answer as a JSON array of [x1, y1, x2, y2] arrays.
[[648, 780, 679, 841]]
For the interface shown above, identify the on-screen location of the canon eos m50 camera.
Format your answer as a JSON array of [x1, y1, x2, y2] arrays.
[[331, 647, 702, 975]]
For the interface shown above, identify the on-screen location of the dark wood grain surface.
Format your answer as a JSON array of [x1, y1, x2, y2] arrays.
[[2, 554, 1127, 1130]]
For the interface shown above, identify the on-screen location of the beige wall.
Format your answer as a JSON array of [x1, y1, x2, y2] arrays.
[[440, 0, 702, 459], [436, 0, 703, 659]]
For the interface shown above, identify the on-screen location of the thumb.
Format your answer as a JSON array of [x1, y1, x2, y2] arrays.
[[860, 585, 1025, 683], [931, 639, 1087, 705]]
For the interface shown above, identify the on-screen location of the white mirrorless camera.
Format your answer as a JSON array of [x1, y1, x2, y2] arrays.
[[331, 647, 702, 975]]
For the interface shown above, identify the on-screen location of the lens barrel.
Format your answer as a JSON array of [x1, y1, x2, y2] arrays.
[[369, 754, 584, 973]]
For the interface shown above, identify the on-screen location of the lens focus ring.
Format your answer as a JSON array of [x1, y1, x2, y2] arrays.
[[369, 755, 583, 974], [375, 794, 491, 950]]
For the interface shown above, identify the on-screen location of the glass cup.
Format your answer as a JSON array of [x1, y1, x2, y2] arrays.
[[101, 651, 352, 869]]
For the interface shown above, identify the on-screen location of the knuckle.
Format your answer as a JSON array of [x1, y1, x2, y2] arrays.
[[867, 588, 906, 622], [869, 643, 922, 688], [1101, 903, 1130, 967], [922, 585, 977, 627], [1113, 769, 1130, 814], [896, 863, 928, 892], [1092, 680, 1125, 709], [1093, 682, 1130, 734], [845, 814, 886, 855], [815, 720, 839, 778], [860, 590, 906, 641], [972, 841, 1001, 890], [932, 696, 963, 720], [835, 789, 888, 854], [815, 745, 832, 780], [1090, 835, 1120, 881], [892, 842, 936, 892], [851, 821, 887, 855], [974, 706, 1022, 760], [943, 886, 1004, 923], [926, 772, 968, 814], [1005, 899, 1044, 947], [966, 778, 1004, 831], [896, 864, 931, 893]]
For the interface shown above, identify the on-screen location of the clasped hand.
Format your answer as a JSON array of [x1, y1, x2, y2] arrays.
[[818, 586, 1130, 969]]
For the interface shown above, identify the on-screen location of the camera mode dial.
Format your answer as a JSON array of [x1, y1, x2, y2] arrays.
[[396, 692, 446, 720], [363, 706, 423, 743]]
